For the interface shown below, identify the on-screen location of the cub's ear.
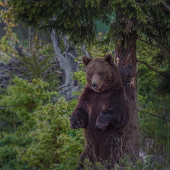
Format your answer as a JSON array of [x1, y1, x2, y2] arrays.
[[105, 54, 114, 65], [82, 56, 92, 66]]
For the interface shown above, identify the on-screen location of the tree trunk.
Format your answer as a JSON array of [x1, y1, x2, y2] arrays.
[[51, 30, 83, 100], [115, 32, 140, 161]]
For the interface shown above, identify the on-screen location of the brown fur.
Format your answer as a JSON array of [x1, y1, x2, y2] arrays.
[[70, 54, 131, 169]]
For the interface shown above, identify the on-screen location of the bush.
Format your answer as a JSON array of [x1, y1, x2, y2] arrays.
[[0, 77, 84, 170]]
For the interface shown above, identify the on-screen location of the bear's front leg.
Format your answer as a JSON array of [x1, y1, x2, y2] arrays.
[[96, 110, 112, 131], [70, 108, 88, 129]]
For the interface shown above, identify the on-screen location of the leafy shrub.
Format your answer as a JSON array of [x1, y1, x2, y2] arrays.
[[0, 77, 84, 170], [16, 99, 84, 170]]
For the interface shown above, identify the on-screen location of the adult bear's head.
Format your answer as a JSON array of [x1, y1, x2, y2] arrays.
[[82, 54, 122, 92]]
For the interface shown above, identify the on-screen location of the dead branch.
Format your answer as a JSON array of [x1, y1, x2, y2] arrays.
[[15, 46, 31, 57]]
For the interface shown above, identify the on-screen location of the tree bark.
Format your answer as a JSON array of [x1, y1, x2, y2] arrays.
[[115, 32, 140, 161]]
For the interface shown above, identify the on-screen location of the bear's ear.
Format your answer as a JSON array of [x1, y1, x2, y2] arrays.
[[104, 54, 114, 65], [82, 56, 92, 66]]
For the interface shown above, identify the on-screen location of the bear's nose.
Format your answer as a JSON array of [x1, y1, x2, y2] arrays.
[[92, 82, 98, 89]]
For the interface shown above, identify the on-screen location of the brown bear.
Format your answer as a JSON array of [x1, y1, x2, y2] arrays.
[[70, 54, 131, 169]]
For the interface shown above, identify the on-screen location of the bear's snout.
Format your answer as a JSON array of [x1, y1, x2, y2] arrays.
[[92, 82, 98, 90], [91, 75, 104, 91]]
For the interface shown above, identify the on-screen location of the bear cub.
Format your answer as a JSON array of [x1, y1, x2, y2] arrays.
[[70, 54, 131, 169]]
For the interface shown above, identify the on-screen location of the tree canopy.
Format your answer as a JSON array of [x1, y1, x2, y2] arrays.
[[9, 1, 170, 94], [9, 0, 169, 46]]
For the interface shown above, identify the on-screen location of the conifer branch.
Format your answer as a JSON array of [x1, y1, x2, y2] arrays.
[[149, 36, 170, 51], [137, 59, 162, 74], [138, 34, 170, 51], [135, 0, 149, 5], [137, 37, 159, 48], [138, 109, 170, 121]]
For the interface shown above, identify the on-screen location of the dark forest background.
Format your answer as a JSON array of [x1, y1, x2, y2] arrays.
[[0, 1, 169, 170]]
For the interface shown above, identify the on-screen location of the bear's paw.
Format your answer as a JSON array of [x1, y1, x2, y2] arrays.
[[71, 119, 86, 129], [95, 121, 109, 131]]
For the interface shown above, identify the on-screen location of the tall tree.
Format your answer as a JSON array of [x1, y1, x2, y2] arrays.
[[9, 0, 170, 161]]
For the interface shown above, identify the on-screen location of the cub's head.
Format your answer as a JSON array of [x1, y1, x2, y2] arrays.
[[82, 54, 122, 92]]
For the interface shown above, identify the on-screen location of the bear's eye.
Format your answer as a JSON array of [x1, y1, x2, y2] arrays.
[[98, 72, 103, 76], [89, 73, 93, 77]]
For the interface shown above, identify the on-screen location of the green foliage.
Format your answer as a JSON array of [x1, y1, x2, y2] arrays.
[[0, 77, 84, 170], [137, 41, 170, 168], [0, 1, 18, 61], [8, 0, 170, 47], [0, 77, 53, 169], [74, 70, 86, 87], [16, 99, 84, 170], [15, 37, 60, 90], [137, 40, 158, 99], [8, 0, 170, 95], [82, 155, 150, 170], [0, 3, 60, 91], [8, 0, 170, 96]]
